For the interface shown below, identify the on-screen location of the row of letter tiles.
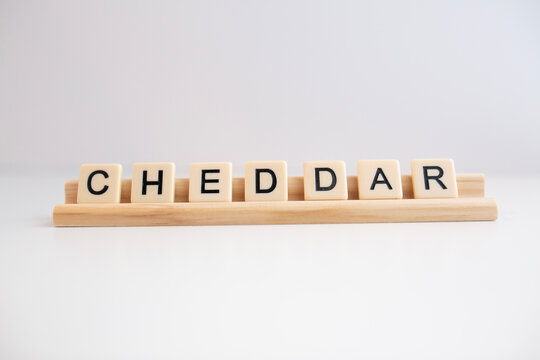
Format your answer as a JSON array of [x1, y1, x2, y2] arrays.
[[76, 159, 458, 203]]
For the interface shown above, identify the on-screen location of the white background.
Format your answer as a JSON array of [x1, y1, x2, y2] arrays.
[[1, 0, 539, 174], [2, 171, 540, 360], [1, 1, 540, 359]]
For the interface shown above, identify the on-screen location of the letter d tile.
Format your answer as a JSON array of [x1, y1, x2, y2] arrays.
[[244, 161, 288, 201], [303, 161, 348, 200]]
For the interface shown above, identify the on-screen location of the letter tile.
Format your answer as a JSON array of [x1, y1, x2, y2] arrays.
[[131, 162, 175, 203], [303, 161, 348, 200], [189, 162, 232, 202], [411, 159, 458, 198], [77, 164, 122, 203], [244, 161, 288, 201], [357, 160, 403, 199]]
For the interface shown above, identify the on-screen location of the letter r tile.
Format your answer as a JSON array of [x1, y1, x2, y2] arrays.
[[411, 159, 458, 198]]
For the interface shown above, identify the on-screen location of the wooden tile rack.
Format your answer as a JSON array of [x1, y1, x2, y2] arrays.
[[53, 174, 497, 226]]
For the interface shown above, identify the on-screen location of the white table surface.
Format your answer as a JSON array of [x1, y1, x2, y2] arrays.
[[1, 168, 539, 359]]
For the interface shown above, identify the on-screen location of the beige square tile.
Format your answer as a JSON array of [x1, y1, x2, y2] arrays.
[[411, 159, 458, 198], [77, 164, 122, 203], [189, 162, 232, 202], [357, 160, 403, 199], [131, 162, 175, 203], [303, 161, 348, 200], [244, 161, 288, 201]]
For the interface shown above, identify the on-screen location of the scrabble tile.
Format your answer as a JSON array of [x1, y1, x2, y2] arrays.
[[131, 162, 175, 203], [411, 159, 458, 198], [189, 162, 232, 202], [244, 161, 288, 201], [357, 160, 403, 199], [303, 161, 348, 200], [77, 164, 122, 203]]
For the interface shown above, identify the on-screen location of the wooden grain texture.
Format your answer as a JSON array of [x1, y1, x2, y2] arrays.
[[64, 174, 485, 203], [53, 198, 497, 227]]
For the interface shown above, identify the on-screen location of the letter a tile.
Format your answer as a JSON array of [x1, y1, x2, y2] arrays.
[[357, 160, 403, 199]]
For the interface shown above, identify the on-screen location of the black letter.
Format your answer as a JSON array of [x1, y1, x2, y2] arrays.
[[423, 166, 447, 190], [87, 170, 109, 195], [255, 169, 277, 193], [370, 168, 393, 190], [315, 167, 337, 191], [201, 169, 220, 193], [142, 170, 163, 195]]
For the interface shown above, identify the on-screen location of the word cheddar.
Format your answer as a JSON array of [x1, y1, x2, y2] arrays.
[[52, 159, 498, 227]]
